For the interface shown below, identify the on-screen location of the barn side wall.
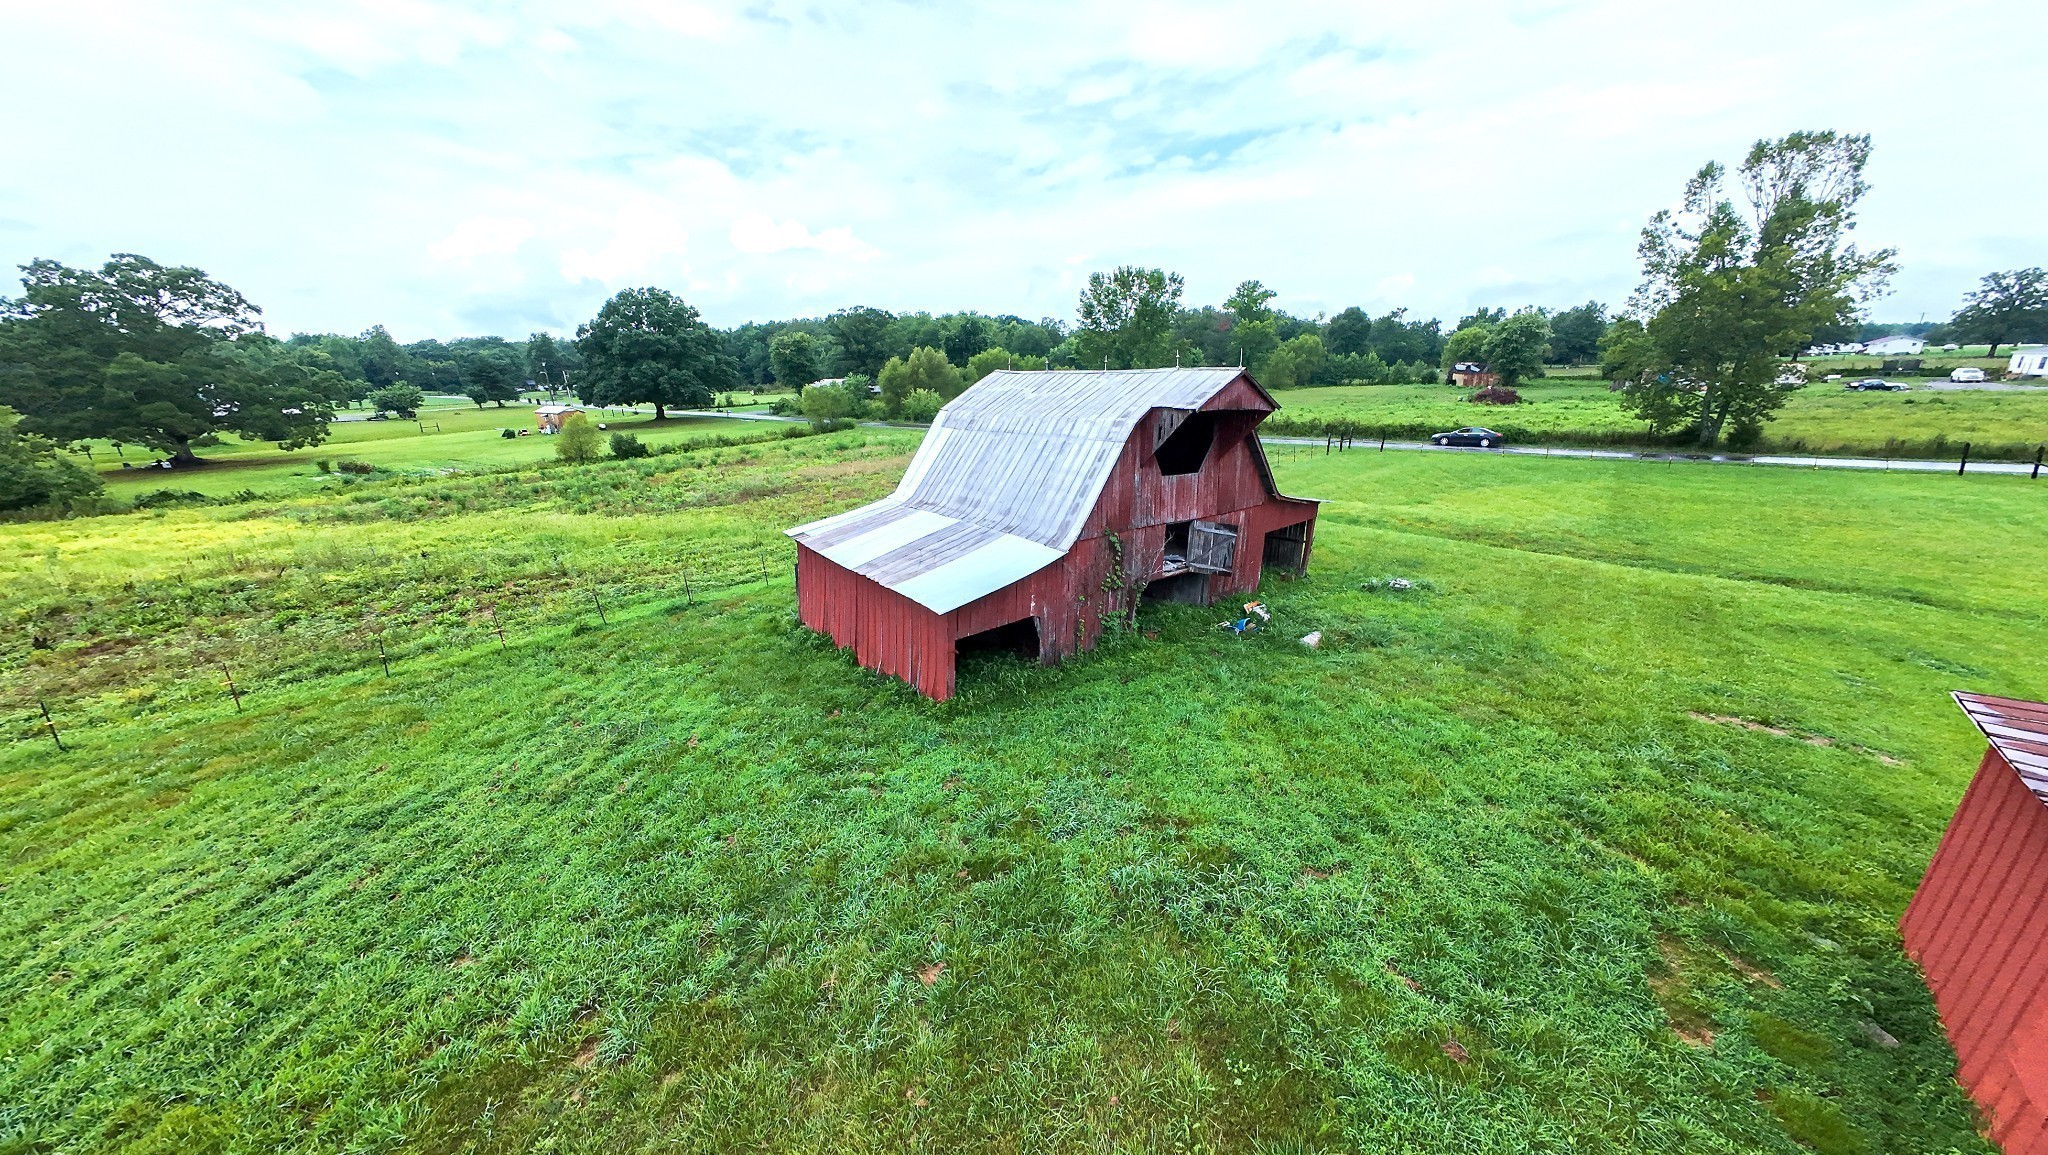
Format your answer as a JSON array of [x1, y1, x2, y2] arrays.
[[1902, 750, 2048, 1155], [795, 545, 955, 700]]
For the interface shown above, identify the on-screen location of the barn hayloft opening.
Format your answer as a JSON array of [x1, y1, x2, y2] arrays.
[[1154, 412, 1221, 475], [956, 616, 1041, 661]]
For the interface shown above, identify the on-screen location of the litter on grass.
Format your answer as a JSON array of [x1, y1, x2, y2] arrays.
[[1361, 576, 1433, 593], [1300, 631, 1322, 649], [1218, 601, 1270, 637]]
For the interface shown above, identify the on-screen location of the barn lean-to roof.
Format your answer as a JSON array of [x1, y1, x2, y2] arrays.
[[786, 367, 1283, 614], [1956, 692, 2048, 804]]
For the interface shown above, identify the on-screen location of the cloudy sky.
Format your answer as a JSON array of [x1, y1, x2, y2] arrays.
[[3, 0, 2042, 341]]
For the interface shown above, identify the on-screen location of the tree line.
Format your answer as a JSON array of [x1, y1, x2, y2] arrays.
[[4, 126, 2043, 510]]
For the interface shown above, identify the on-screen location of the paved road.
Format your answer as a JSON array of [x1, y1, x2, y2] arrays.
[[670, 409, 2048, 476], [1261, 437, 2045, 476]]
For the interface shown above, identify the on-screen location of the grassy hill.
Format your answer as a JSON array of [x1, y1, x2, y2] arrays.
[[6, 433, 2043, 1152]]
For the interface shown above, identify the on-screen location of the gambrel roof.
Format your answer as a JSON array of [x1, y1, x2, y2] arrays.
[[786, 367, 1272, 614]]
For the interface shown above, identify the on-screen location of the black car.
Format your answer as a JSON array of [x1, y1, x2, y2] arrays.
[[1431, 427, 1505, 448], [1845, 378, 1906, 391]]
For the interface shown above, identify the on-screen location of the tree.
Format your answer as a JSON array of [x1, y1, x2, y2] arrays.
[[1618, 131, 1896, 447], [575, 287, 736, 420], [1546, 301, 1608, 365], [0, 405, 101, 511], [357, 325, 408, 390], [1458, 307, 1506, 331], [830, 307, 895, 379], [800, 380, 862, 427], [1258, 333, 1327, 389], [1948, 268, 2048, 357], [1482, 310, 1551, 388], [555, 413, 601, 462], [1324, 307, 1373, 356], [458, 348, 522, 407], [877, 347, 961, 417], [941, 314, 994, 364], [367, 382, 425, 417], [1075, 266, 1183, 370], [526, 331, 574, 393], [1440, 324, 1493, 380], [1225, 280, 1277, 326], [0, 254, 338, 462], [769, 330, 824, 388]]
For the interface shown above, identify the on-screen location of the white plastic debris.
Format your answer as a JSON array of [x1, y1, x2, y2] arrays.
[[1299, 631, 1322, 649], [1386, 578, 1414, 590]]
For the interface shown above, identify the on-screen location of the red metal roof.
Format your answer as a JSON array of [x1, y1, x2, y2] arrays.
[[1955, 692, 2048, 803]]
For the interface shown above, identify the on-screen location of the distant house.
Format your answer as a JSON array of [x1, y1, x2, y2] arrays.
[[786, 367, 1321, 700], [1903, 693, 2048, 1155], [535, 404, 584, 432], [1864, 336, 1926, 357], [2009, 347, 2048, 378], [1449, 362, 1497, 389]]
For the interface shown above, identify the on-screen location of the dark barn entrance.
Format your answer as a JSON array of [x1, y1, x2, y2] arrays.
[[956, 616, 1042, 661], [1262, 522, 1310, 577]]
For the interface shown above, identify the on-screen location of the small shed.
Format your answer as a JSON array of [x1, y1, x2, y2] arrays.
[[785, 367, 1320, 700], [1450, 361, 1497, 389], [535, 404, 584, 432], [1901, 692, 2048, 1154], [1864, 335, 1927, 357]]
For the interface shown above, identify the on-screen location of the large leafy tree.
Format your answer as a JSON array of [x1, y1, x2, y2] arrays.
[[525, 331, 577, 392], [877, 347, 961, 417], [941, 314, 994, 365], [1546, 301, 1608, 365], [1482, 310, 1551, 388], [1075, 267, 1183, 370], [457, 347, 523, 407], [575, 288, 736, 419], [829, 306, 895, 379], [768, 330, 823, 388], [0, 254, 340, 462], [1324, 306, 1373, 357], [1948, 268, 2048, 357], [1617, 131, 1896, 447]]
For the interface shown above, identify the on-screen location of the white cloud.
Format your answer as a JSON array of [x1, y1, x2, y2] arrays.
[[729, 215, 880, 260], [0, 0, 2043, 338], [428, 216, 535, 263]]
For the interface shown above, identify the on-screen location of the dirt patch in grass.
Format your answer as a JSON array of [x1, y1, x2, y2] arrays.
[[1688, 712, 1905, 765]]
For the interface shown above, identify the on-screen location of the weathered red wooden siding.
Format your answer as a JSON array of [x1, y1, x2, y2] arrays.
[[794, 545, 955, 699], [1902, 749, 2048, 1153]]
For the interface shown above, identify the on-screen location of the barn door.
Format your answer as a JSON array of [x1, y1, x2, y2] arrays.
[[1186, 520, 1239, 574]]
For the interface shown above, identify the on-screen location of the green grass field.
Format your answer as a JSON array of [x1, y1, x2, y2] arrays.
[[6, 433, 2044, 1152], [1269, 380, 2048, 460]]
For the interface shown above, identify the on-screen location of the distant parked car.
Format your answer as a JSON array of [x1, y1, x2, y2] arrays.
[[1846, 378, 1906, 391], [1950, 367, 1987, 383], [1431, 427, 1505, 448]]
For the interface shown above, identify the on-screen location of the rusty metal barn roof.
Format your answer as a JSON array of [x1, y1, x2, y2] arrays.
[[786, 367, 1263, 614], [1955, 692, 2048, 803]]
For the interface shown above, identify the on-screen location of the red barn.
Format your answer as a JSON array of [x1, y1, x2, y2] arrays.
[[1902, 692, 2048, 1153], [786, 367, 1321, 700]]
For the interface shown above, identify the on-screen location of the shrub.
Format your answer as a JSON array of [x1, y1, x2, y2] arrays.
[[314, 459, 333, 473], [899, 389, 944, 424], [131, 489, 213, 509], [609, 432, 650, 459], [500, 428, 517, 439], [335, 459, 376, 474], [555, 414, 602, 463], [1470, 385, 1522, 405]]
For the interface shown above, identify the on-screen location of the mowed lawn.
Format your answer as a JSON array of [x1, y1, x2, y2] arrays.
[[1271, 380, 2048, 460], [76, 404, 737, 499], [4, 434, 2045, 1153]]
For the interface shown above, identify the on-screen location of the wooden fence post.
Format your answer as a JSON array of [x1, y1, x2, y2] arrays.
[[377, 635, 391, 677], [1958, 442, 1971, 476], [219, 663, 242, 712], [2033, 445, 2043, 480], [38, 699, 63, 751]]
